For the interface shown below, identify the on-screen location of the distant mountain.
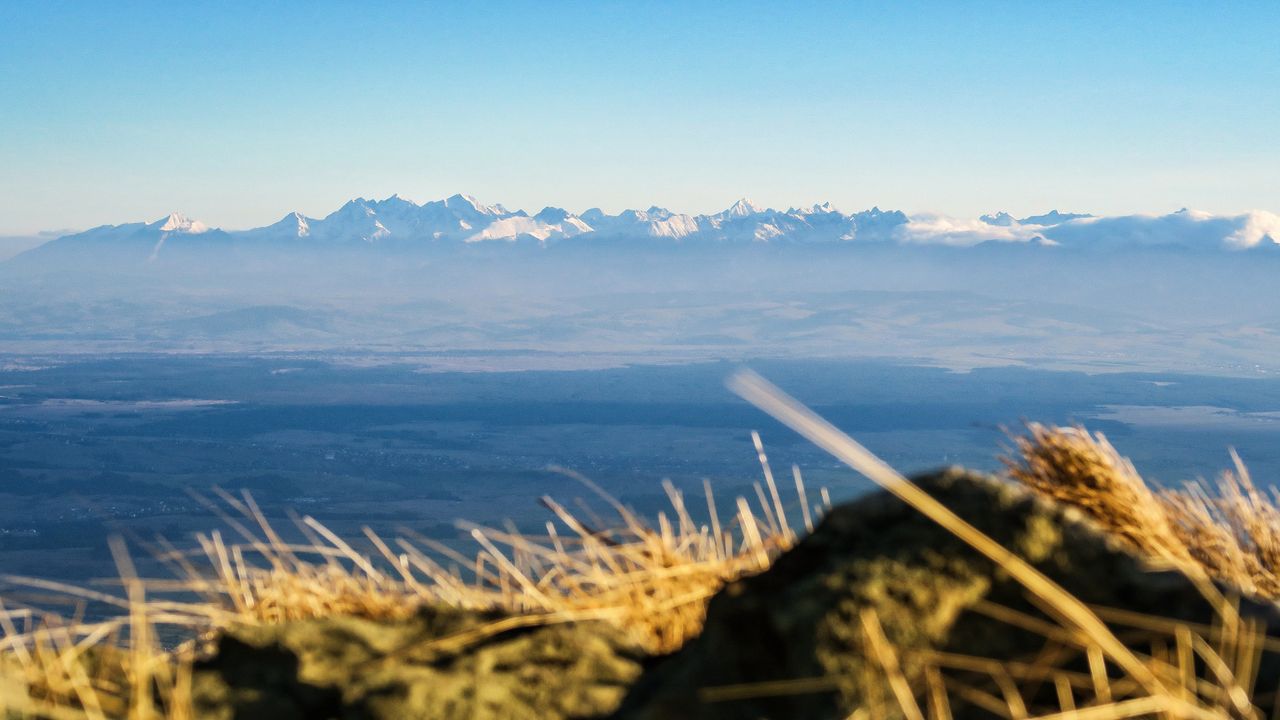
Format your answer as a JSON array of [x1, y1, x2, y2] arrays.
[[979, 211, 1017, 227], [16, 196, 908, 259], [2, 195, 1279, 370], [15, 212, 235, 264], [982, 210, 1094, 227], [7, 196, 1279, 265], [580, 206, 701, 240], [1020, 210, 1094, 226]]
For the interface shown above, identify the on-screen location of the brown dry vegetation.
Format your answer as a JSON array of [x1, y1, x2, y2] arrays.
[[726, 371, 1277, 720], [1005, 422, 1280, 600], [3, 376, 1280, 719], [0, 430, 814, 718]]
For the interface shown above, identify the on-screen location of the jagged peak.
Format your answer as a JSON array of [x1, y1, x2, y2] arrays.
[[723, 198, 764, 218], [273, 212, 311, 237], [980, 211, 1017, 227], [1019, 210, 1094, 226], [377, 193, 419, 208], [337, 198, 376, 213], [534, 206, 570, 222], [445, 193, 481, 209], [151, 213, 209, 234], [790, 201, 839, 216]]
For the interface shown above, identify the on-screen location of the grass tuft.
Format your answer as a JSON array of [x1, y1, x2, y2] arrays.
[[1005, 422, 1280, 599], [728, 371, 1277, 720], [0, 447, 816, 717]]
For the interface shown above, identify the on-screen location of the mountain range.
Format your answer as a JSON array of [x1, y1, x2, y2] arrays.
[[3, 194, 1280, 374], [11, 195, 1279, 262]]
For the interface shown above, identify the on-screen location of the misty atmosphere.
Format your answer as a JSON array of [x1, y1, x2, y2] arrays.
[[2, 193, 1280, 600], [3, 195, 1279, 376]]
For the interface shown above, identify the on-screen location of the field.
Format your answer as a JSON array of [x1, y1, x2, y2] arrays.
[[3, 354, 1280, 589]]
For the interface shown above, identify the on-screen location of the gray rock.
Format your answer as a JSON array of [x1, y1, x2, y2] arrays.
[[192, 605, 646, 720], [613, 468, 1280, 719]]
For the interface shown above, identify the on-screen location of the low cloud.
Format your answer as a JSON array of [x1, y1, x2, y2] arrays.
[[896, 209, 1280, 249], [1226, 211, 1280, 249], [1044, 210, 1280, 250], [895, 214, 1046, 246]]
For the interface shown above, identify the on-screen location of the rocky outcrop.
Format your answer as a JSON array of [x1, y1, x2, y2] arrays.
[[191, 605, 645, 720], [613, 468, 1280, 719], [191, 469, 1280, 719]]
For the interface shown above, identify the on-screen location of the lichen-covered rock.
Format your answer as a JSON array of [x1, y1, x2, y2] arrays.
[[613, 468, 1280, 719], [191, 605, 646, 720], [189, 469, 1280, 720]]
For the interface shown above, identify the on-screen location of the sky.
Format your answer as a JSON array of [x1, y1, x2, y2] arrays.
[[1, 1, 1277, 234]]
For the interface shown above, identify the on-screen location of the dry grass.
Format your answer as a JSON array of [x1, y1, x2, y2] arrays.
[[1005, 422, 1280, 600], [727, 371, 1279, 720], [151, 435, 817, 654], [0, 430, 819, 718], [3, 381, 1280, 719]]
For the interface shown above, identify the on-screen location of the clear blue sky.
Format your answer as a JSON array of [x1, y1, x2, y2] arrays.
[[1, 1, 1277, 233]]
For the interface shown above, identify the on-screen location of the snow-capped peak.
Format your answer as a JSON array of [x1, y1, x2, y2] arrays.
[[23, 195, 1280, 255], [444, 193, 503, 216], [274, 212, 311, 237], [723, 198, 764, 218], [334, 198, 377, 217], [378, 193, 420, 208], [1018, 210, 1093, 227], [980, 211, 1017, 227], [534, 206, 571, 223], [152, 213, 209, 234]]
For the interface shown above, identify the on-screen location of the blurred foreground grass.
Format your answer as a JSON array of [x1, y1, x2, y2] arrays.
[[3, 372, 1279, 719]]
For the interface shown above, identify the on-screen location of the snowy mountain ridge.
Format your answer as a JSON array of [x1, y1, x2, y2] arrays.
[[14, 195, 1280, 261]]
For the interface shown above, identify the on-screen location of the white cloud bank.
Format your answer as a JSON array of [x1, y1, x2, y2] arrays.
[[895, 214, 1049, 246], [897, 209, 1280, 249]]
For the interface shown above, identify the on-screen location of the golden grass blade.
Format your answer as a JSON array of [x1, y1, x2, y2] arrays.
[[752, 431, 790, 539], [727, 369, 1167, 698], [547, 465, 649, 537], [991, 668, 1027, 720], [861, 608, 925, 720], [793, 464, 814, 534], [1025, 696, 1168, 720], [703, 479, 723, 556], [925, 665, 952, 720]]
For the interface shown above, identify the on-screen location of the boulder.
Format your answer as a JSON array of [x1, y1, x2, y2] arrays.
[[191, 605, 646, 720], [190, 469, 1280, 719], [613, 468, 1280, 719]]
